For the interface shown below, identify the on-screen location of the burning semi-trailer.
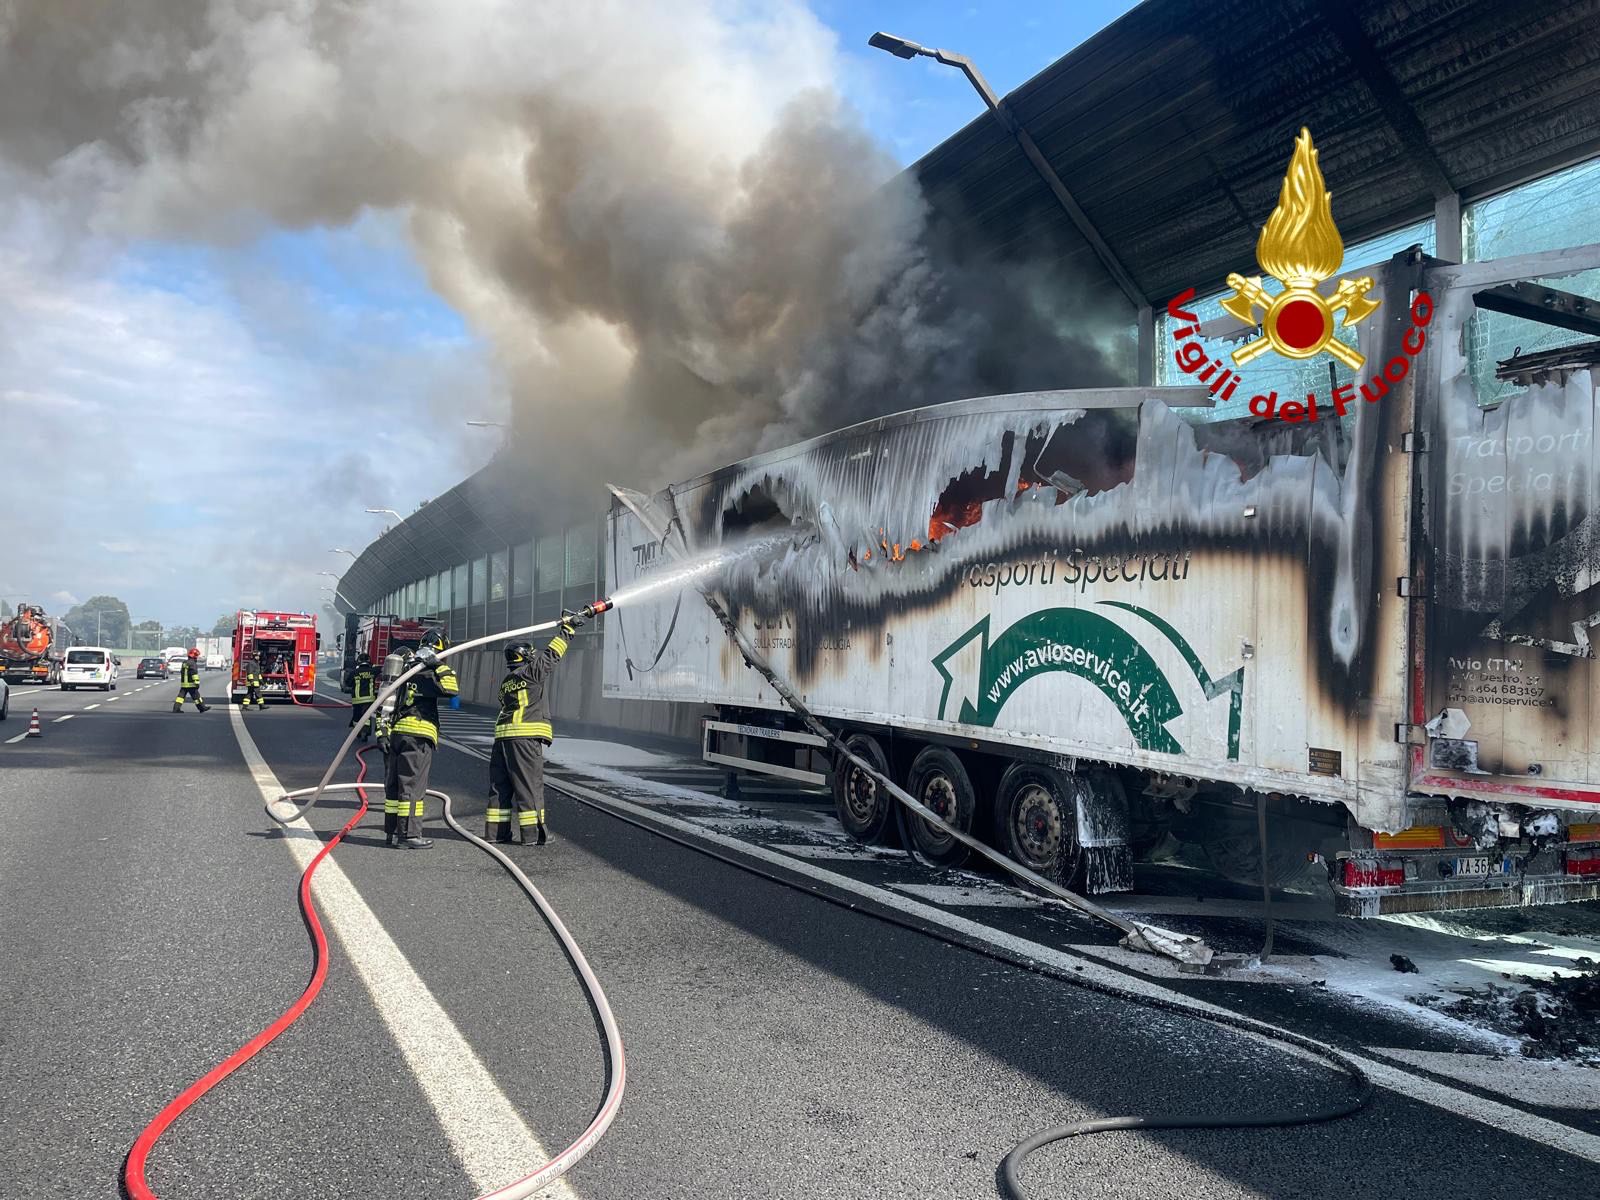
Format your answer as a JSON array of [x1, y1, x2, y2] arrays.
[[604, 246, 1600, 918]]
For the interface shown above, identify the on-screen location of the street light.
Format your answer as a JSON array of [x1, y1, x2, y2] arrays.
[[867, 31, 1146, 314], [365, 507, 404, 523], [318, 574, 357, 612], [330, 548, 358, 559]]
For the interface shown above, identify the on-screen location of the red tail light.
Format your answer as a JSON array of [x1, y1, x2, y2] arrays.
[[1341, 859, 1404, 889], [1566, 849, 1600, 877]]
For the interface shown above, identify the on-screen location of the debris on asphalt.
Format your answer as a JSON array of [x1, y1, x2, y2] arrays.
[[1416, 958, 1600, 1066], [1390, 954, 1419, 974]]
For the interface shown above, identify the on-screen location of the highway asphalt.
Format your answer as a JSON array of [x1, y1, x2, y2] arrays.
[[1, 674, 1596, 1199]]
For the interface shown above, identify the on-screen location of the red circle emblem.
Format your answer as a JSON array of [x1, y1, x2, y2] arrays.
[[1276, 298, 1327, 350]]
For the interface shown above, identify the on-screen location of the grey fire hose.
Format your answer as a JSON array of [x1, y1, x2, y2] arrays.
[[605, 484, 1372, 1198], [267, 610, 624, 1196]]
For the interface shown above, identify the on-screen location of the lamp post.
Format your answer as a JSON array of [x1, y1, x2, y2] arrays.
[[318, 573, 357, 612], [866, 31, 1145, 315], [329, 548, 358, 560]]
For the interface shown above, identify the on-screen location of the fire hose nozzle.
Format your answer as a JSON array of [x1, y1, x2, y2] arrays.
[[582, 598, 613, 619]]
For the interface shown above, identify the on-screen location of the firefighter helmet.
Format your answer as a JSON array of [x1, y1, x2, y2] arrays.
[[420, 627, 449, 653], [356, 653, 371, 667], [504, 641, 531, 665], [187, 647, 200, 659]]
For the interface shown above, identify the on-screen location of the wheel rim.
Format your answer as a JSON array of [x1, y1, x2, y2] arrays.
[[843, 765, 879, 824], [1012, 782, 1062, 865], [917, 774, 958, 846]]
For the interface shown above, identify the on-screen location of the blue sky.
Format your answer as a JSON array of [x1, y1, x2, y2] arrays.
[[0, 0, 1142, 636]]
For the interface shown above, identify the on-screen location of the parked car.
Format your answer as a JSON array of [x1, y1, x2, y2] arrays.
[[136, 657, 169, 679], [61, 647, 119, 691], [0, 674, 9, 720]]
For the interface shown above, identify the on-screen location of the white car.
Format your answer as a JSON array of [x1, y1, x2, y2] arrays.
[[0, 674, 9, 720], [62, 647, 120, 691]]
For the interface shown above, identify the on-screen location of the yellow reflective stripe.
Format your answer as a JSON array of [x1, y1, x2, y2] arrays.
[[549, 636, 568, 658], [493, 722, 553, 739], [384, 799, 399, 814], [391, 716, 438, 741], [517, 811, 538, 825], [437, 667, 459, 695], [485, 808, 507, 821]]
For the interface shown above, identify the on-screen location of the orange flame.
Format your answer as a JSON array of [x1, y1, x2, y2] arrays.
[[1257, 128, 1343, 286]]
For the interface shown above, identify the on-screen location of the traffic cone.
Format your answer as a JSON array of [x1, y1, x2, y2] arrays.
[[26, 707, 42, 737]]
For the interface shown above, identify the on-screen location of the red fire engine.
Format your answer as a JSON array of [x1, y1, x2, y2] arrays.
[[231, 610, 320, 703]]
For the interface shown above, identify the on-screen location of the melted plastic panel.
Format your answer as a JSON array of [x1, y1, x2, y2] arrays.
[[1427, 274, 1600, 780]]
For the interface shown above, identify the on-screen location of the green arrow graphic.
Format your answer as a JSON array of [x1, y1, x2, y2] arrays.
[[932, 608, 1185, 754]]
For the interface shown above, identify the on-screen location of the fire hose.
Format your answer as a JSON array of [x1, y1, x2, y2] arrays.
[[125, 607, 624, 1200], [604, 485, 1372, 1198], [123, 745, 378, 1200]]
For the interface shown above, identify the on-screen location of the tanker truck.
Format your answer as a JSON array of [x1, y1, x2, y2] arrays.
[[604, 246, 1600, 918], [0, 604, 60, 685]]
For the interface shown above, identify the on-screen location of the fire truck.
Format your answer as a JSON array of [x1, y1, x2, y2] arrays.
[[339, 614, 427, 692], [231, 610, 320, 704]]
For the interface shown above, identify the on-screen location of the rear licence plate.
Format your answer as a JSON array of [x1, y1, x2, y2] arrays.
[[1455, 856, 1506, 876]]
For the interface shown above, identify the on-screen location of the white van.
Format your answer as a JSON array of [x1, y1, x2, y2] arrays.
[[61, 647, 119, 692]]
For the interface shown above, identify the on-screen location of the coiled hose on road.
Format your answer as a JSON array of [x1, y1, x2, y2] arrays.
[[126, 614, 626, 1200]]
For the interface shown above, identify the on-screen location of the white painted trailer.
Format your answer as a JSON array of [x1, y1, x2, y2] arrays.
[[604, 248, 1600, 916]]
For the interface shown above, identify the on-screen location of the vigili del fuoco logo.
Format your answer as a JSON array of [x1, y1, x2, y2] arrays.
[[1166, 127, 1433, 423]]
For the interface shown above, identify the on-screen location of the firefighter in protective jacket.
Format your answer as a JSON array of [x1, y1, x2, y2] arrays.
[[241, 655, 266, 710], [173, 648, 210, 713], [349, 653, 377, 742], [383, 629, 459, 849], [486, 612, 579, 845]]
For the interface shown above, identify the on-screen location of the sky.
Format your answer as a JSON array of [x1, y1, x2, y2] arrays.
[[0, 0, 1141, 637]]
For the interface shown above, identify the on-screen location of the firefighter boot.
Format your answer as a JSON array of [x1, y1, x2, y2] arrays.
[[172, 699, 182, 714], [383, 807, 399, 849], [198, 700, 210, 713]]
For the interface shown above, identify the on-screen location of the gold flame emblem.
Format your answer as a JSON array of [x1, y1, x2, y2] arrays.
[[1221, 128, 1379, 369]]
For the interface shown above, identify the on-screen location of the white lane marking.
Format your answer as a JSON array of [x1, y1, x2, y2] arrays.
[[228, 705, 579, 1196], [84, 703, 101, 710], [1368, 1046, 1600, 1110], [107, 697, 120, 703], [537, 769, 1600, 1166], [890, 883, 1042, 908], [5, 732, 28, 744], [52, 715, 73, 724]]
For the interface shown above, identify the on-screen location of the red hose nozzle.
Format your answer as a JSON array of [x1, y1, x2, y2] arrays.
[[583, 597, 613, 619]]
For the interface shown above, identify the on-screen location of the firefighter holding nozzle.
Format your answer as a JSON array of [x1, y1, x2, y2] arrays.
[[382, 628, 459, 850], [486, 610, 580, 845]]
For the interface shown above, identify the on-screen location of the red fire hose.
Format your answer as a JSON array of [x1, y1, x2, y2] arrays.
[[122, 746, 375, 1200]]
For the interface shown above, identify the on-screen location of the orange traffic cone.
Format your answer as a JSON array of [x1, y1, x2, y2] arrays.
[[26, 707, 42, 737]]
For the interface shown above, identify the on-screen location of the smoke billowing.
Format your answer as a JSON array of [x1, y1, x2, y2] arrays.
[[0, 0, 1126, 523]]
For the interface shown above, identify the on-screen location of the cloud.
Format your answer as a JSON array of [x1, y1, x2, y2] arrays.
[[50, 590, 81, 607]]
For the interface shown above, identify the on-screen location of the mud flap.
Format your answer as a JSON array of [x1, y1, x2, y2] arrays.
[[1075, 773, 1133, 894]]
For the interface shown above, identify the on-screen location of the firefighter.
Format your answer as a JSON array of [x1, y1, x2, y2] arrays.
[[240, 654, 266, 710], [383, 628, 459, 849], [486, 611, 579, 845], [348, 653, 377, 742], [173, 648, 210, 713]]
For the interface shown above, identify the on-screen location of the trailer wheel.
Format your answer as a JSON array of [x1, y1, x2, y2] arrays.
[[996, 763, 1086, 889], [832, 732, 895, 844], [897, 746, 975, 868]]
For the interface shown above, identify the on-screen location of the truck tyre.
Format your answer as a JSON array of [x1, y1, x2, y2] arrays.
[[898, 746, 975, 868], [996, 763, 1086, 889], [832, 732, 896, 845]]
